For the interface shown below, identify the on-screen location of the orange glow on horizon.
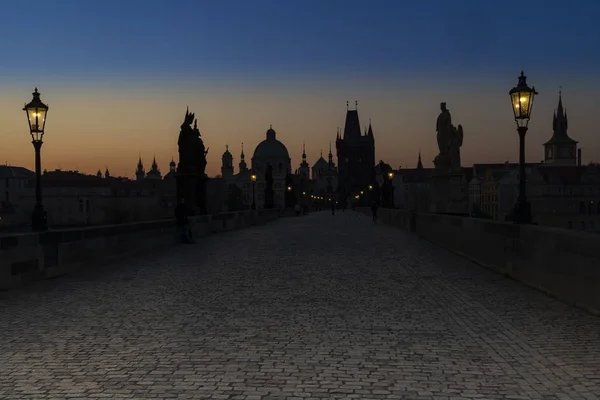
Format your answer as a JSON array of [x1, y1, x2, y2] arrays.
[[1, 75, 599, 178]]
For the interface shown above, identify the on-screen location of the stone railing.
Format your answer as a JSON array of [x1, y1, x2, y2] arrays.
[[357, 207, 600, 315], [0, 208, 281, 290]]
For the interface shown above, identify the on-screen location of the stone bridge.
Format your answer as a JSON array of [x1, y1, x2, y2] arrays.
[[1, 211, 599, 399]]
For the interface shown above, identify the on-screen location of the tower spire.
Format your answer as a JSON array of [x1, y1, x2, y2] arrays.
[[328, 141, 333, 168], [302, 141, 306, 162], [417, 150, 423, 169]]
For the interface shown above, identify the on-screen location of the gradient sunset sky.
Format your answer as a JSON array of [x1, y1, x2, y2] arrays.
[[1, 0, 599, 178]]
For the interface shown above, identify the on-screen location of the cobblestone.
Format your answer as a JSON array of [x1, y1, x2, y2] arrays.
[[1, 211, 599, 399]]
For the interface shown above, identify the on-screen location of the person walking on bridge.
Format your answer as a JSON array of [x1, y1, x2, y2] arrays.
[[370, 200, 379, 223]]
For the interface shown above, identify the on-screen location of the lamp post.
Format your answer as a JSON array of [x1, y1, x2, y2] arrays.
[[388, 171, 395, 208], [250, 172, 257, 210], [23, 88, 49, 231], [509, 71, 538, 224]]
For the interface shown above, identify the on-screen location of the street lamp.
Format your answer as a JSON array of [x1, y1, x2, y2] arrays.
[[250, 172, 257, 210], [509, 71, 538, 224], [23, 88, 49, 231], [287, 186, 292, 191], [388, 171, 395, 208]]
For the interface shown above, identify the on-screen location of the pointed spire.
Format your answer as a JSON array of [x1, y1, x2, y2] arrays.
[[557, 88, 564, 120], [320, 149, 323, 157], [226, 143, 229, 152], [302, 141, 306, 161], [417, 150, 423, 169], [193, 119, 198, 131], [241, 142, 245, 159], [328, 141, 333, 168]]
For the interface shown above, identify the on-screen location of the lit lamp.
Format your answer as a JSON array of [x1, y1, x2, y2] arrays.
[[388, 170, 395, 208], [250, 172, 257, 210], [302, 191, 306, 196], [23, 88, 49, 231], [509, 71, 538, 224], [369, 185, 373, 190], [287, 186, 292, 191]]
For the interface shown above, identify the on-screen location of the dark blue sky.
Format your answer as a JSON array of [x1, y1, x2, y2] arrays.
[[2, 0, 600, 80]]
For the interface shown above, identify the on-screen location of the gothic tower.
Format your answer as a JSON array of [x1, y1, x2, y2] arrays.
[[135, 155, 145, 181], [299, 142, 310, 179], [239, 143, 248, 173], [543, 91, 578, 166], [221, 144, 234, 178], [335, 101, 375, 199]]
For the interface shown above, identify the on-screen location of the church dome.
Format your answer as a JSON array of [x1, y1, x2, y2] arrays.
[[252, 126, 290, 160], [222, 145, 233, 160]]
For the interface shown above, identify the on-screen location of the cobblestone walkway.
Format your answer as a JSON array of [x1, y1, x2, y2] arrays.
[[1, 211, 599, 400]]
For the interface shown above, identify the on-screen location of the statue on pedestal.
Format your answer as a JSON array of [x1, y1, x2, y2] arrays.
[[264, 164, 275, 209], [177, 108, 197, 175], [176, 108, 198, 216], [193, 119, 209, 214], [434, 102, 464, 174]]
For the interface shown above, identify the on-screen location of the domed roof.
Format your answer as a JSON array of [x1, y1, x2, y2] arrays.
[[253, 125, 290, 160]]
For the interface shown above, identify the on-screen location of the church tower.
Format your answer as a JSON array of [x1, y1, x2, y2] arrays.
[[146, 156, 162, 180], [239, 143, 248, 173], [135, 155, 145, 181], [299, 142, 310, 179], [221, 144, 234, 178], [543, 91, 578, 166], [328, 141, 335, 170], [335, 101, 375, 199], [169, 158, 176, 174]]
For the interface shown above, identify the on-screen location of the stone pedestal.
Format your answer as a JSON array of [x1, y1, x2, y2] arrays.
[[176, 172, 198, 215], [428, 173, 469, 215], [195, 175, 208, 215]]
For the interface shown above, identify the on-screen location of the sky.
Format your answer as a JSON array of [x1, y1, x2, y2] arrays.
[[1, 0, 600, 178]]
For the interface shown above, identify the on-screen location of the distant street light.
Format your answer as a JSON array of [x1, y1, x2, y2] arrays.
[[509, 71, 538, 224], [388, 171, 395, 208], [23, 88, 48, 231], [250, 172, 257, 210]]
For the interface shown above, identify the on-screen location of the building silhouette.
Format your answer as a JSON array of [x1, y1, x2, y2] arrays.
[[336, 102, 375, 202]]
